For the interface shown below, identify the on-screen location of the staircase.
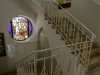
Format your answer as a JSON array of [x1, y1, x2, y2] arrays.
[[16, 0, 100, 75]]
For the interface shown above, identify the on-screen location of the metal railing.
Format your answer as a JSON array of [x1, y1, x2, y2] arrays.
[[16, 43, 91, 75], [39, 0, 96, 42], [16, 0, 96, 75]]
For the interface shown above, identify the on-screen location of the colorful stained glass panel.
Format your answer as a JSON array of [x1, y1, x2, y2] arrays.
[[8, 16, 33, 41]]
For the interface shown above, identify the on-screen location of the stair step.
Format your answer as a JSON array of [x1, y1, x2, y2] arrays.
[[55, 26, 85, 35], [56, 27, 85, 37], [89, 53, 100, 70], [53, 24, 76, 29], [63, 36, 89, 44], [91, 48, 100, 56], [92, 42, 98, 47], [61, 32, 86, 39], [49, 17, 68, 21]]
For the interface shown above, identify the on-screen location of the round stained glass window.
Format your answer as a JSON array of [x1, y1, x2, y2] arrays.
[[8, 16, 33, 41]]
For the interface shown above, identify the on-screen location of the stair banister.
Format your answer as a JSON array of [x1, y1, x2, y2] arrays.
[[16, 0, 97, 75], [39, 0, 96, 42]]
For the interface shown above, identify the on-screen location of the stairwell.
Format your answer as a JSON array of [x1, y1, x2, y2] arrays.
[[14, 0, 99, 75]]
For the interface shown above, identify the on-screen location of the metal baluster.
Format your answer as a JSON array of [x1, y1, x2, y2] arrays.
[[16, 64, 19, 75], [47, 2, 49, 16], [63, 15, 65, 32], [79, 56, 82, 75], [67, 52, 71, 75], [51, 5, 53, 22], [25, 61, 28, 75], [67, 17, 70, 37], [72, 49, 76, 75], [44, 59, 46, 75], [61, 14, 63, 35], [46, 0, 48, 14], [52, 2, 54, 18], [55, 9, 57, 28], [78, 46, 81, 75], [86, 41, 92, 73], [63, 48, 66, 75], [31, 63, 34, 75], [34, 52, 37, 75], [69, 22, 72, 39], [81, 27, 84, 42], [84, 42, 89, 72], [51, 50, 53, 75], [50, 2, 52, 17], [50, 3, 52, 17], [23, 61, 26, 75], [28, 60, 30, 75], [84, 37, 88, 72], [57, 11, 59, 27], [19, 62, 21, 75], [76, 28, 80, 43], [72, 23, 74, 40], [58, 54, 61, 75], [26, 63, 28, 75], [21, 61, 24, 75], [54, 7, 55, 24]]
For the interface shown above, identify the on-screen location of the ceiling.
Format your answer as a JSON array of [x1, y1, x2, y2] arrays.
[[20, 0, 42, 14], [92, 0, 100, 5]]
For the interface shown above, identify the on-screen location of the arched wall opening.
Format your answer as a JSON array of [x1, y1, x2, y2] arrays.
[[37, 28, 51, 74]]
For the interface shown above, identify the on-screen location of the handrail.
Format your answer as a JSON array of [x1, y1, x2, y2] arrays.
[[47, 1, 91, 41], [39, 0, 96, 40], [16, 41, 91, 64], [16, 51, 35, 64], [53, 0, 96, 39]]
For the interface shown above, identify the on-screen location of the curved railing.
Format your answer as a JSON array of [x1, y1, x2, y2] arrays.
[[16, 43, 91, 75]]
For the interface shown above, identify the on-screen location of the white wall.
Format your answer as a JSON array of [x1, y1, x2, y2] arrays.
[[0, 0, 38, 74], [0, 42, 38, 74]]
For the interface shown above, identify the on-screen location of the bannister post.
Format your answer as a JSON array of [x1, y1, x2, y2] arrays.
[[51, 50, 53, 75], [34, 52, 37, 75], [86, 41, 93, 73]]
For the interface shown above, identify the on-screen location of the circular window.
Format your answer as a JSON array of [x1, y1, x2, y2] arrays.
[[8, 16, 33, 41]]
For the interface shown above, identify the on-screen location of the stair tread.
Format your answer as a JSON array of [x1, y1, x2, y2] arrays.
[[91, 48, 100, 56], [92, 42, 98, 47], [89, 54, 100, 68]]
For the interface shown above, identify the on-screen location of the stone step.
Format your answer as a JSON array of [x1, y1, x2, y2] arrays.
[[56, 27, 80, 35], [62, 36, 89, 44], [91, 48, 100, 56], [89, 53, 100, 70], [92, 42, 98, 47], [52, 24, 76, 28]]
